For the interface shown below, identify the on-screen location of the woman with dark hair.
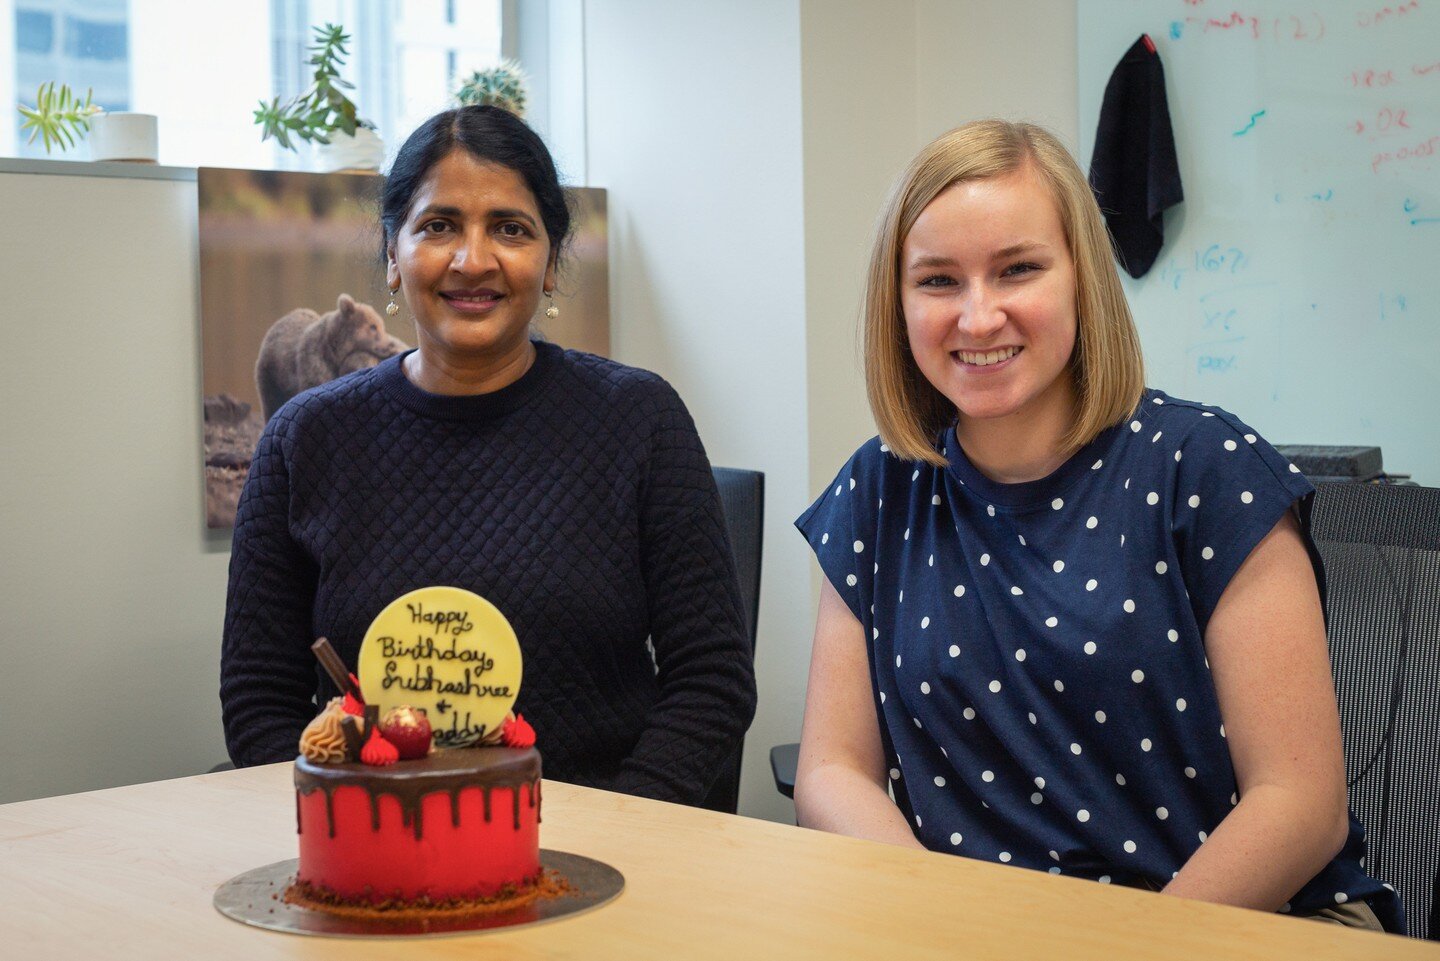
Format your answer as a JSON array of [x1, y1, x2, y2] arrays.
[[221, 106, 756, 805]]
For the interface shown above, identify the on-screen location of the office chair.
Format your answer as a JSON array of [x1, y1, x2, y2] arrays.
[[700, 467, 765, 815], [1311, 482, 1440, 940]]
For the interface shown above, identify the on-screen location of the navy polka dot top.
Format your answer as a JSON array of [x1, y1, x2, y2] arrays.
[[797, 389, 1402, 930]]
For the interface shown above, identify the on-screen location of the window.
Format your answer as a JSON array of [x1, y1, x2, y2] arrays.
[[5, 0, 506, 168], [63, 15, 126, 60], [16, 10, 55, 53]]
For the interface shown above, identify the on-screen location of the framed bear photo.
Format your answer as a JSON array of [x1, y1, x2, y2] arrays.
[[197, 167, 609, 528]]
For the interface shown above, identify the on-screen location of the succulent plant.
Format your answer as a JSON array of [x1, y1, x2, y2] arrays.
[[253, 22, 371, 151], [16, 83, 102, 154], [454, 61, 529, 117]]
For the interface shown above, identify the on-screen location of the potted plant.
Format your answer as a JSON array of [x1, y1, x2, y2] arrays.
[[454, 61, 529, 117], [254, 22, 383, 172], [16, 82, 159, 162]]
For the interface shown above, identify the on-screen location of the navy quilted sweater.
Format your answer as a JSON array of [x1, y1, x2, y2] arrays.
[[220, 342, 757, 804]]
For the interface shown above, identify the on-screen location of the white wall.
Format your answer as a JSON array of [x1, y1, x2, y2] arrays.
[[800, 0, 922, 518], [582, 0, 811, 824], [915, 0, 1080, 150]]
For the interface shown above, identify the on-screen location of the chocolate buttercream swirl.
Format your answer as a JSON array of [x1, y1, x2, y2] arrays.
[[299, 698, 352, 764]]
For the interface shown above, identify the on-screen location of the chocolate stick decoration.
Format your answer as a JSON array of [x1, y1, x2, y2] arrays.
[[311, 637, 363, 703], [339, 715, 365, 758]]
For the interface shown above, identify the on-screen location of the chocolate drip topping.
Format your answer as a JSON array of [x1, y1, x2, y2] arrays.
[[295, 747, 541, 841]]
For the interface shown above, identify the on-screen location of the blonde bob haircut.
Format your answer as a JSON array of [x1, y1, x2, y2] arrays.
[[864, 119, 1145, 467]]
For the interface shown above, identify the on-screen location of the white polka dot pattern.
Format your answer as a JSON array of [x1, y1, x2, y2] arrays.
[[792, 397, 1376, 911]]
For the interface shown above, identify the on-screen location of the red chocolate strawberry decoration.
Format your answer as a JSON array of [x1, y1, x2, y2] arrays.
[[501, 713, 536, 748], [379, 706, 432, 760]]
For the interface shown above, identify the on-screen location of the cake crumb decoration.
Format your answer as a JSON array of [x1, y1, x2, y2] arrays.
[[501, 714, 536, 749], [299, 698, 351, 763]]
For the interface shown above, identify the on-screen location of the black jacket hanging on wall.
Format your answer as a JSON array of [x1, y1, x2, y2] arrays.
[[1089, 35, 1183, 279]]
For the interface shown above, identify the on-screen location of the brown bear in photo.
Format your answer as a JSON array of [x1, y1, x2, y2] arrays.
[[255, 293, 409, 420]]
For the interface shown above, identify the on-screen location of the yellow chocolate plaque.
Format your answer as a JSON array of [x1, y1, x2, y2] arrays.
[[357, 586, 522, 748]]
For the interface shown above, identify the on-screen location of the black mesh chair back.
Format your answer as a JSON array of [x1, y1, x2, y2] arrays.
[[700, 467, 764, 814], [1311, 482, 1440, 940]]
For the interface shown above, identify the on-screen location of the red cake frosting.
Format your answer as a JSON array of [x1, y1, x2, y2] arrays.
[[502, 714, 536, 748], [291, 747, 542, 908]]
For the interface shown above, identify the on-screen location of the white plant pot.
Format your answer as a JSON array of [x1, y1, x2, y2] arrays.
[[314, 127, 386, 173], [88, 112, 159, 163]]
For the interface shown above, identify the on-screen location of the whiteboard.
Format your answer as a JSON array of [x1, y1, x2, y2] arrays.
[[1078, 0, 1439, 484]]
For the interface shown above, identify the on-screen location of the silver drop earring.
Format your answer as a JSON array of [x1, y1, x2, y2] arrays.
[[544, 291, 559, 320], [385, 287, 400, 317]]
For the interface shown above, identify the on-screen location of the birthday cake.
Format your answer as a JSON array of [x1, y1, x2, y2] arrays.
[[285, 586, 559, 917]]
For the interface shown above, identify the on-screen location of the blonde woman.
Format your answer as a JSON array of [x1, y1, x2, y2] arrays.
[[795, 120, 1400, 932]]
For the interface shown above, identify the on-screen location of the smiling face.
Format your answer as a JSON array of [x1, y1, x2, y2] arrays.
[[386, 149, 555, 367], [900, 163, 1079, 441]]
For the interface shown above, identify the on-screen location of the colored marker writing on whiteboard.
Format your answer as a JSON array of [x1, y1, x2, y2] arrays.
[[1356, 0, 1420, 28], [1234, 110, 1266, 136], [1406, 198, 1440, 226], [1371, 133, 1440, 173], [1171, 13, 1326, 41]]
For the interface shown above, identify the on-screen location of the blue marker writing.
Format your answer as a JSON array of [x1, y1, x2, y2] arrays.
[[1233, 110, 1266, 137]]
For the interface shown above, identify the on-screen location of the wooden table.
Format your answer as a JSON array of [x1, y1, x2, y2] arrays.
[[2, 764, 1429, 959]]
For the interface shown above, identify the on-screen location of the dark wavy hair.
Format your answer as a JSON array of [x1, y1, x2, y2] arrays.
[[380, 106, 572, 266]]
